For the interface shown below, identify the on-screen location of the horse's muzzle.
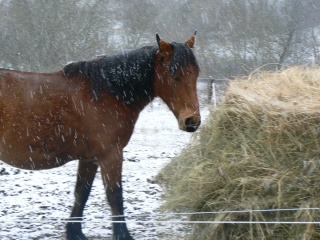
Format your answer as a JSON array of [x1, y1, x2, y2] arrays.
[[179, 116, 201, 132]]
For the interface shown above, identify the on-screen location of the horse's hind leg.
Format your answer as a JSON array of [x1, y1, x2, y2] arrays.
[[66, 160, 98, 240]]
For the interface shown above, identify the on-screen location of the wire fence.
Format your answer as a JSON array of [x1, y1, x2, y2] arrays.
[[198, 77, 228, 107], [1, 207, 320, 224]]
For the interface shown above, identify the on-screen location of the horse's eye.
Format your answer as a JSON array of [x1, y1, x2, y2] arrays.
[[174, 76, 181, 81]]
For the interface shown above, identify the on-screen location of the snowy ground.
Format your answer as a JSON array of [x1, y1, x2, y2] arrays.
[[0, 83, 211, 240]]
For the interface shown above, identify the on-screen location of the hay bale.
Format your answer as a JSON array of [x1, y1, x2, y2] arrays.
[[157, 67, 320, 240]]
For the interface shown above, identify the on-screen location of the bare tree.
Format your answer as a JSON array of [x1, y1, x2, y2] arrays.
[[0, 0, 111, 71], [1, 0, 320, 78], [192, 0, 320, 77]]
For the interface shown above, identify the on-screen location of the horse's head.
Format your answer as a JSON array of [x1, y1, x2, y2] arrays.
[[154, 31, 201, 132]]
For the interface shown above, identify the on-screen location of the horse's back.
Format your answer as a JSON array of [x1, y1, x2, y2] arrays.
[[0, 68, 67, 98], [0, 68, 65, 87], [0, 68, 70, 116]]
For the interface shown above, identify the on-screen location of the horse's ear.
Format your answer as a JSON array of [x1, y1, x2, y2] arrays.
[[156, 33, 173, 57], [185, 30, 197, 48]]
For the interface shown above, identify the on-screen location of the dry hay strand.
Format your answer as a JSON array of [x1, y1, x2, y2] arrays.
[[157, 66, 320, 240]]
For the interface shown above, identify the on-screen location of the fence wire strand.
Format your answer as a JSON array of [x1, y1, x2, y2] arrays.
[[1, 207, 320, 224]]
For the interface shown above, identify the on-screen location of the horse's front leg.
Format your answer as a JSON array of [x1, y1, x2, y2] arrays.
[[99, 149, 134, 240], [66, 160, 98, 240]]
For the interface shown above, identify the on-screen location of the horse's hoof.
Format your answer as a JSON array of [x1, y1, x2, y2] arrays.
[[113, 235, 134, 240], [66, 233, 88, 240], [66, 223, 88, 240]]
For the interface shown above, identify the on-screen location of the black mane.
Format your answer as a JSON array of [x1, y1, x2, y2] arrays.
[[63, 43, 198, 104], [63, 46, 158, 104]]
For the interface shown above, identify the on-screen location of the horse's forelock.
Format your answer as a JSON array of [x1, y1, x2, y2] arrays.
[[168, 42, 198, 76]]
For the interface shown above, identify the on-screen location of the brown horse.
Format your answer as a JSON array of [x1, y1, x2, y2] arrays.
[[0, 32, 200, 239]]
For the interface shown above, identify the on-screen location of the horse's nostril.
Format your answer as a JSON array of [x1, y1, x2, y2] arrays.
[[185, 117, 195, 126], [185, 117, 200, 132]]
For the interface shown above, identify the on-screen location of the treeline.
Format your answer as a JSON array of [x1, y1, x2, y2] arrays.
[[1, 0, 320, 79]]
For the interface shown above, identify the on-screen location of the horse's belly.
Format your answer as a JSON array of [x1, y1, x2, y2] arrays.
[[0, 128, 85, 170], [0, 151, 75, 170]]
